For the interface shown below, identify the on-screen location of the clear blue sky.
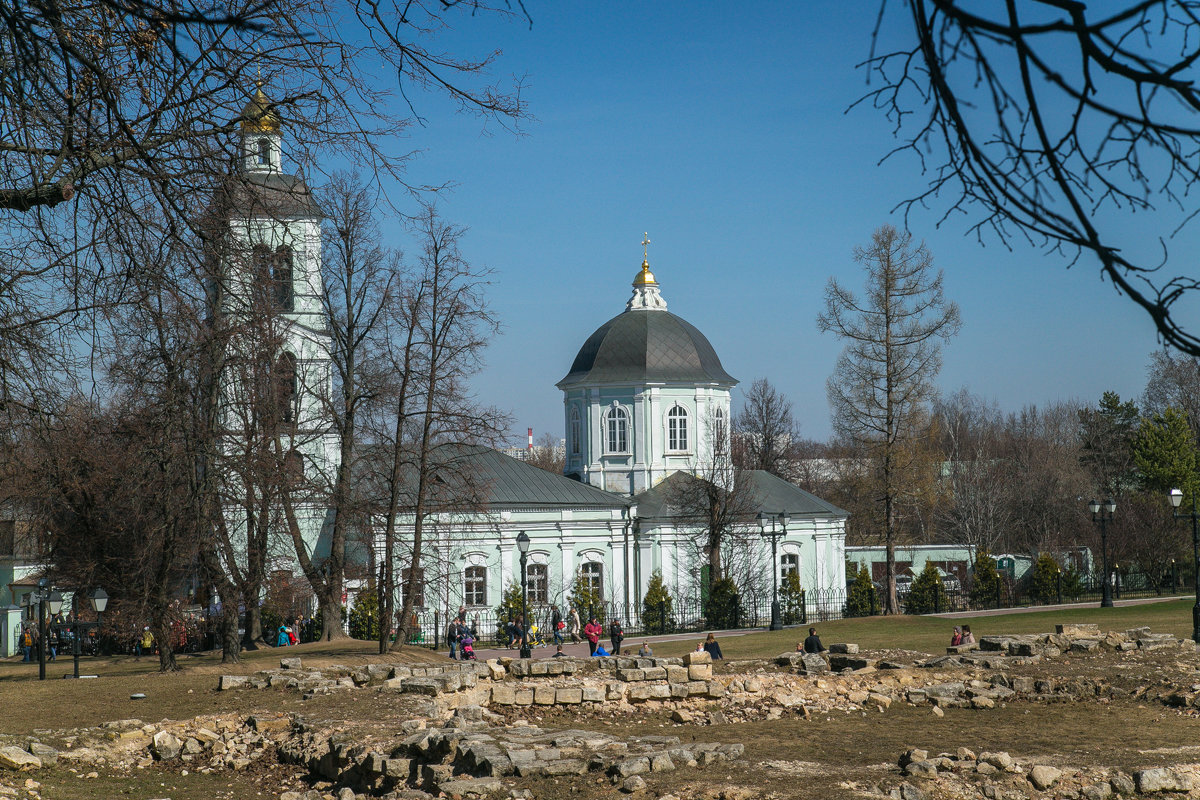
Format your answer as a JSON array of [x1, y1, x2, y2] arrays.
[[365, 3, 1169, 443]]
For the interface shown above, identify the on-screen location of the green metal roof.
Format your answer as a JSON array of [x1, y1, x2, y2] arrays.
[[557, 309, 737, 388], [428, 445, 631, 510], [633, 469, 847, 520]]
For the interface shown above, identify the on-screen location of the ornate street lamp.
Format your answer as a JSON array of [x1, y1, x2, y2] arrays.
[[1168, 488, 1200, 643], [516, 531, 531, 659], [757, 510, 789, 631], [1088, 498, 1116, 608], [70, 587, 108, 679]]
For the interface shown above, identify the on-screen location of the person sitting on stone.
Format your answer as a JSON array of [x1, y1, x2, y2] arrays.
[[961, 624, 976, 644], [803, 627, 825, 653], [638, 641, 653, 657], [703, 632, 723, 660], [951, 625, 963, 647], [552, 644, 567, 658]]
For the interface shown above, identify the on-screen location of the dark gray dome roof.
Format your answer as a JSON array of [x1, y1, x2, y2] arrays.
[[557, 309, 737, 388]]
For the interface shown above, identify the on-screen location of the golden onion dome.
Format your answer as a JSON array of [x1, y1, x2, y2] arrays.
[[632, 257, 657, 287], [240, 86, 281, 134]]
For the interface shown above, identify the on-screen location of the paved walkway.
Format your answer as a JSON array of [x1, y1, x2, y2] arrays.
[[466, 624, 798, 662], [446, 595, 1193, 662], [927, 594, 1190, 618]]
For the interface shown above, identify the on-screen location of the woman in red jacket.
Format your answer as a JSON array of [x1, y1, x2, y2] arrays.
[[583, 617, 603, 656]]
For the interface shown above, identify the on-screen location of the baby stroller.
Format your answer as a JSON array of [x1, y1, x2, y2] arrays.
[[460, 634, 477, 661], [526, 624, 549, 649]]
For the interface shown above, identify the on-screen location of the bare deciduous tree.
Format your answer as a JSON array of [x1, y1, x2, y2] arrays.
[[818, 225, 960, 613], [734, 378, 800, 478]]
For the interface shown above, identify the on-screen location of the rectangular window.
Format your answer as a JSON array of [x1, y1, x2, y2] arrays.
[[464, 566, 486, 606], [526, 563, 548, 604]]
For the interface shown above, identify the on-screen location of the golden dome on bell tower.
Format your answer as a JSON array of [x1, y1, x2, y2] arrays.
[[632, 233, 657, 286]]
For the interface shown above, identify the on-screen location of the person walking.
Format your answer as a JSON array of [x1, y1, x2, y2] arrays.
[[608, 618, 624, 654], [20, 625, 33, 662], [447, 618, 461, 660], [583, 616, 602, 656], [568, 606, 581, 644], [550, 604, 564, 645]]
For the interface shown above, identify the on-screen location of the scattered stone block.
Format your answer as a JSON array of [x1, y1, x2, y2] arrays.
[[0, 747, 40, 771], [611, 757, 650, 778], [1029, 765, 1062, 790], [683, 651, 712, 666], [688, 664, 712, 681], [828, 643, 859, 654], [621, 775, 646, 793], [829, 654, 873, 671], [1135, 768, 1190, 793], [151, 731, 181, 761], [1056, 623, 1100, 637], [279, 657, 302, 669], [218, 675, 249, 690]]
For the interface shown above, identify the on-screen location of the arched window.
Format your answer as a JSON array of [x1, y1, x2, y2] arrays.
[[464, 566, 486, 606], [526, 563, 548, 604], [605, 407, 628, 454], [712, 406, 729, 456], [273, 246, 294, 311], [257, 138, 271, 167], [275, 352, 297, 424], [569, 406, 581, 455], [580, 561, 603, 602], [667, 405, 688, 451]]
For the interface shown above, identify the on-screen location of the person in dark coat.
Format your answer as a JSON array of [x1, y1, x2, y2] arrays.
[[803, 627, 826, 653], [702, 632, 723, 660]]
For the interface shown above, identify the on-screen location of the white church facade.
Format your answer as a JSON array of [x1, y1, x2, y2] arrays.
[[392, 253, 848, 625]]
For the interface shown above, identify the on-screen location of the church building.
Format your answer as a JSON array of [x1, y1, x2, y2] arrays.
[[399, 249, 848, 624]]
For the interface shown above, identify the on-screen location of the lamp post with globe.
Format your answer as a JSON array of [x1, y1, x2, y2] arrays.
[[1168, 488, 1200, 643]]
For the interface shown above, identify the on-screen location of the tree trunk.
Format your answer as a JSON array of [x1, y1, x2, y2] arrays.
[[219, 601, 241, 664]]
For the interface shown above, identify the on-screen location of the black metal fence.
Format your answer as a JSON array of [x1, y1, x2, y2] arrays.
[[404, 568, 1184, 652]]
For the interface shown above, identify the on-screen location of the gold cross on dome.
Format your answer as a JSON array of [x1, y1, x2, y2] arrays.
[[642, 232, 650, 261]]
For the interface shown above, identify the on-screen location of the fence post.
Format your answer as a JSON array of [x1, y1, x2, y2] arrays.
[[433, 610, 439, 652], [800, 590, 807, 625], [995, 581, 1001, 610], [1056, 571, 1063, 605]]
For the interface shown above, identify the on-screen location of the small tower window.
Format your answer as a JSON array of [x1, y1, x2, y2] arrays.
[[257, 138, 271, 167], [569, 406, 581, 455], [667, 405, 688, 451], [275, 351, 297, 424], [273, 246, 294, 312], [605, 407, 628, 454]]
